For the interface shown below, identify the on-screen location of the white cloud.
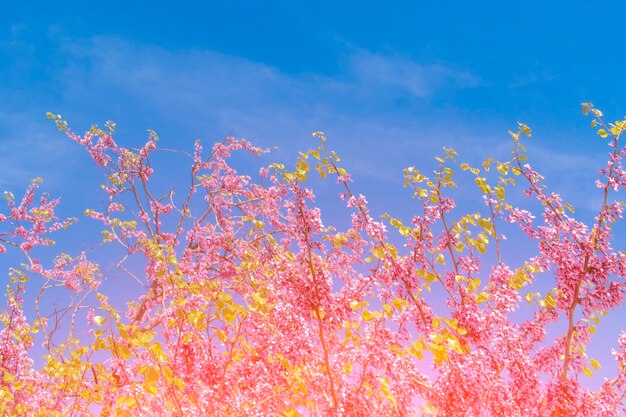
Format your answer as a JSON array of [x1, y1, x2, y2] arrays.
[[55, 37, 481, 136], [1, 35, 607, 216], [347, 49, 480, 98]]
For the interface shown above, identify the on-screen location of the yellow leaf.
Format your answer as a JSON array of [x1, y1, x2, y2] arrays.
[[93, 316, 106, 326], [144, 366, 159, 381], [544, 292, 556, 309], [482, 158, 492, 171], [344, 363, 353, 374], [362, 310, 373, 321], [447, 336, 464, 354], [475, 241, 486, 254], [495, 185, 505, 200], [429, 342, 448, 365], [392, 298, 407, 311], [597, 129, 608, 138], [509, 269, 527, 290], [222, 307, 237, 323], [296, 160, 310, 174], [215, 329, 228, 342], [149, 342, 167, 361], [252, 292, 266, 306], [371, 246, 385, 259], [422, 271, 438, 283], [524, 292, 534, 305], [508, 130, 520, 141], [282, 408, 301, 417], [118, 344, 131, 360], [124, 396, 137, 408], [117, 396, 137, 408], [590, 359, 601, 371], [143, 380, 159, 395], [380, 378, 397, 406], [468, 277, 481, 292], [476, 292, 490, 304]]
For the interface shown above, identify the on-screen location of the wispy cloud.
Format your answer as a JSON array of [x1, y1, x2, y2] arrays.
[[53, 37, 485, 153], [56, 38, 481, 129], [347, 49, 480, 98], [0, 35, 606, 216]]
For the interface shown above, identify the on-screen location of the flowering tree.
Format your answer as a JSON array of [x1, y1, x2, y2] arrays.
[[0, 104, 625, 416]]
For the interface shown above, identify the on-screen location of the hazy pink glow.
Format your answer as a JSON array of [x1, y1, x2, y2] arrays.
[[0, 107, 625, 415]]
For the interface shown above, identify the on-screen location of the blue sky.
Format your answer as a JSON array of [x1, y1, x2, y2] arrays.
[[2, 1, 626, 212], [3, 0, 626, 387]]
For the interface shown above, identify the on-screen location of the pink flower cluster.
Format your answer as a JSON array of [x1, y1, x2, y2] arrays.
[[0, 109, 625, 416]]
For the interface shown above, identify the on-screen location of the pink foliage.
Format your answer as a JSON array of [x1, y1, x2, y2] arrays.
[[0, 107, 625, 415]]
